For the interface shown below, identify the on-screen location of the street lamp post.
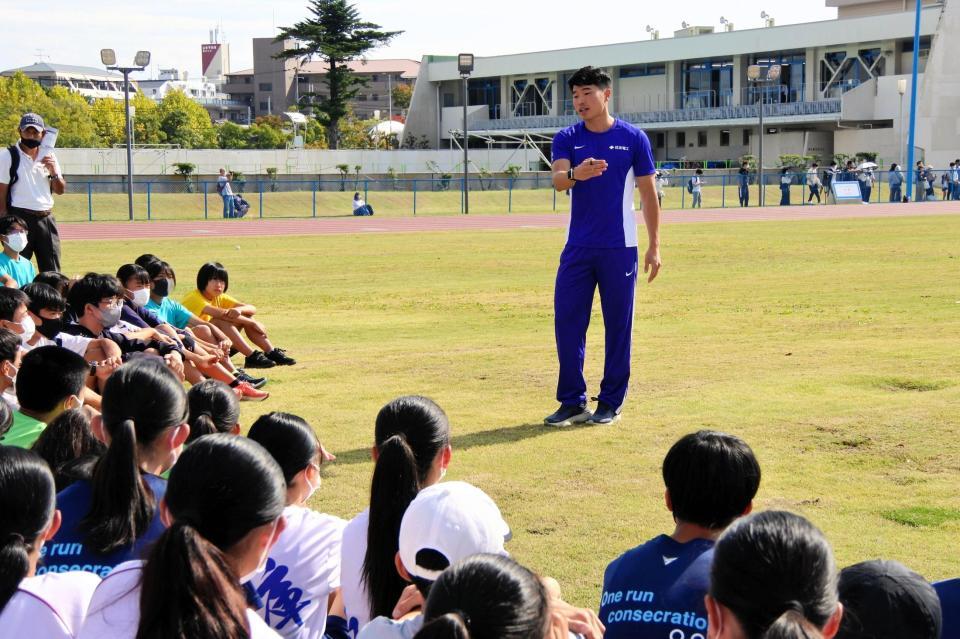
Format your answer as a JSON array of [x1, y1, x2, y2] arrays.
[[746, 64, 781, 207], [458, 53, 474, 215], [897, 78, 907, 171], [101, 48, 151, 222]]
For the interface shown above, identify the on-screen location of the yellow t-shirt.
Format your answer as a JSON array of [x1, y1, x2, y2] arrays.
[[181, 289, 239, 322]]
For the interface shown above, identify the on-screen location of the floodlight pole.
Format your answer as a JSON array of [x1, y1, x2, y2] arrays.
[[458, 53, 474, 215], [758, 91, 765, 207], [107, 63, 147, 221], [905, 0, 922, 202]]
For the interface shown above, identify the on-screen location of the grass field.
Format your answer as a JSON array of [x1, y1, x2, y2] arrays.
[[54, 181, 903, 222], [62, 213, 960, 607]]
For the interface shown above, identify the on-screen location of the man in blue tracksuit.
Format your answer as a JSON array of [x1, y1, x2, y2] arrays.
[[545, 66, 662, 427]]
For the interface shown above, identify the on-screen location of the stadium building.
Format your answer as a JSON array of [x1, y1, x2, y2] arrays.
[[0, 63, 135, 100], [403, 0, 959, 168]]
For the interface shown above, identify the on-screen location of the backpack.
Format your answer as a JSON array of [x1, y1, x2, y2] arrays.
[[5, 145, 19, 209], [216, 179, 225, 195], [686, 178, 694, 194]]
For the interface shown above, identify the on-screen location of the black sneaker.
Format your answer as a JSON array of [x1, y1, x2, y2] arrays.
[[589, 401, 621, 425], [244, 351, 277, 369], [544, 403, 592, 427], [235, 369, 268, 389], [266, 348, 296, 366]]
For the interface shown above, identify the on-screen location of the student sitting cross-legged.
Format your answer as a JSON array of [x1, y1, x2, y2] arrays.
[[599, 430, 761, 639], [0, 215, 36, 288], [0, 326, 22, 408], [181, 261, 295, 368]]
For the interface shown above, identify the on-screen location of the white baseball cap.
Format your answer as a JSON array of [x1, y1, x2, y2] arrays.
[[399, 481, 511, 581]]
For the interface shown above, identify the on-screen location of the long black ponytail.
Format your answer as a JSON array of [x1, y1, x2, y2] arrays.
[[0, 447, 56, 613], [137, 434, 286, 639], [363, 396, 451, 618], [80, 358, 188, 554]]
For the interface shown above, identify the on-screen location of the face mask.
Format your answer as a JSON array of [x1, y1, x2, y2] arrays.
[[302, 463, 321, 504], [4, 232, 27, 253], [131, 288, 151, 307], [18, 314, 35, 344], [3, 361, 17, 387], [152, 278, 171, 298], [98, 304, 122, 329], [36, 315, 62, 339], [239, 518, 280, 584], [20, 138, 41, 149]]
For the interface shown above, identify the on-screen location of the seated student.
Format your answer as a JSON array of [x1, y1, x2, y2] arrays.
[[836, 559, 940, 639], [44, 358, 190, 577], [341, 396, 453, 632], [600, 430, 761, 639], [33, 270, 71, 297], [353, 192, 374, 216], [31, 408, 107, 492], [934, 579, 959, 639], [0, 215, 36, 288], [0, 345, 89, 449], [0, 326, 22, 408], [414, 554, 567, 639], [181, 261, 296, 368], [246, 412, 346, 638], [63, 273, 185, 380], [0, 447, 102, 639], [0, 286, 34, 344], [706, 511, 844, 639], [77, 434, 286, 639], [186, 379, 242, 443]]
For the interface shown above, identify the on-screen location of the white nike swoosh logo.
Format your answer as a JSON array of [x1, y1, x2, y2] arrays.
[[574, 145, 586, 150], [663, 556, 678, 566], [625, 268, 636, 277]]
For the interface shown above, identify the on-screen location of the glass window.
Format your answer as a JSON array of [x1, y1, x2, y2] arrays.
[[619, 64, 666, 78], [676, 131, 686, 148], [655, 132, 665, 149], [698, 131, 708, 147], [749, 51, 806, 104], [720, 130, 730, 146], [372, 75, 379, 82], [258, 83, 272, 91], [742, 129, 751, 146], [468, 77, 502, 119], [372, 94, 379, 101], [358, 94, 367, 101], [682, 58, 733, 108]]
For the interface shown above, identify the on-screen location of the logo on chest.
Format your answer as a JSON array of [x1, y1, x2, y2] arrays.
[[609, 145, 630, 151]]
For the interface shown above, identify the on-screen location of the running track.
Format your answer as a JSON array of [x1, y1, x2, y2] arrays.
[[58, 201, 959, 241]]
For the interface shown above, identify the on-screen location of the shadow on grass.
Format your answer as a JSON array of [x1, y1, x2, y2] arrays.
[[330, 421, 594, 466]]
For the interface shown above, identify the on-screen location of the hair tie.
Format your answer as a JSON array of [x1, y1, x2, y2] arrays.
[[783, 600, 805, 616], [2, 531, 26, 547], [451, 609, 472, 628]]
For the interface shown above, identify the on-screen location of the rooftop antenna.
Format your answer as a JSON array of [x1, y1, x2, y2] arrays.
[[720, 16, 734, 31], [645, 25, 660, 40], [761, 11, 775, 27], [681, 21, 690, 29]]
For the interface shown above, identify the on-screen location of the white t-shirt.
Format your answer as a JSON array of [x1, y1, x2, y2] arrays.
[[358, 614, 423, 639], [78, 560, 280, 639], [247, 506, 346, 639], [341, 508, 372, 633], [25, 333, 92, 357], [0, 571, 101, 639], [0, 145, 60, 211], [691, 176, 702, 193], [352, 198, 366, 211]]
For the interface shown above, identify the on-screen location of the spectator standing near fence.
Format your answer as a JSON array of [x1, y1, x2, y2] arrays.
[[0, 114, 64, 273], [217, 168, 235, 219], [691, 169, 703, 208], [823, 161, 837, 204], [806, 163, 822, 204], [888, 164, 904, 203], [779, 168, 792, 206], [953, 158, 960, 200], [859, 168, 874, 203], [737, 162, 750, 207]]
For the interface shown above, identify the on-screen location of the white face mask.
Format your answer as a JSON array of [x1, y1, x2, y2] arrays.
[[239, 518, 280, 584], [4, 232, 28, 253], [18, 314, 35, 344], [301, 463, 321, 504], [131, 288, 151, 307], [3, 361, 17, 387]]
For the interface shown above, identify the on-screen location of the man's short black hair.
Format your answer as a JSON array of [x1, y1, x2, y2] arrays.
[[662, 430, 761, 529], [66, 273, 124, 318], [695, 168, 704, 175], [16, 346, 89, 414], [33, 271, 71, 297], [568, 66, 612, 91], [23, 282, 66, 315], [196, 262, 229, 293], [0, 215, 27, 236], [0, 327, 20, 363], [0, 287, 29, 322]]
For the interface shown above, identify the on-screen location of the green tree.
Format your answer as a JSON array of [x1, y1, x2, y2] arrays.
[[132, 92, 164, 146], [391, 83, 412, 111], [158, 90, 216, 148], [304, 117, 328, 148], [46, 86, 99, 147], [91, 98, 126, 147], [275, 0, 401, 149], [246, 123, 288, 149], [0, 72, 54, 144], [217, 121, 249, 149]]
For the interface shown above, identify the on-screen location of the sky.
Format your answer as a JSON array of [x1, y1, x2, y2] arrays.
[[2, 1, 837, 78]]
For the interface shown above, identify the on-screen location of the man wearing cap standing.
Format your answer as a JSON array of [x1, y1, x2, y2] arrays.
[[0, 114, 65, 273]]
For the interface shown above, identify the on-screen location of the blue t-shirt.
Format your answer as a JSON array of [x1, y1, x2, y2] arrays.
[[552, 119, 655, 249], [0, 252, 36, 287], [145, 297, 192, 329], [935, 579, 960, 639], [39, 473, 167, 578], [599, 535, 713, 639]]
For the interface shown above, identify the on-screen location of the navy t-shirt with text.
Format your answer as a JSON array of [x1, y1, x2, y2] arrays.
[[552, 119, 655, 249], [600, 535, 713, 639], [39, 473, 168, 577], [935, 579, 960, 639]]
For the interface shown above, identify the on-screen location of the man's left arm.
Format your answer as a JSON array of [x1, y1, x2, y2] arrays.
[[42, 155, 66, 195], [635, 173, 661, 282]]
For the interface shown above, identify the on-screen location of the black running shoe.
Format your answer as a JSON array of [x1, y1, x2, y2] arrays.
[[544, 403, 592, 427], [235, 369, 268, 389], [266, 348, 296, 366], [244, 351, 277, 369], [589, 401, 621, 425]]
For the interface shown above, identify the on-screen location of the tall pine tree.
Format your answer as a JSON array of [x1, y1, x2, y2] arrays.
[[276, 0, 401, 149]]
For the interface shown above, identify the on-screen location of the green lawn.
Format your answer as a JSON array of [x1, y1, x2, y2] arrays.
[[53, 181, 899, 222], [62, 214, 960, 606]]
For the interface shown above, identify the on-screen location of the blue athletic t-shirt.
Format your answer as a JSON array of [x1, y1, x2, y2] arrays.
[[599, 535, 713, 639], [39, 473, 167, 578], [935, 579, 960, 639], [552, 119, 655, 249]]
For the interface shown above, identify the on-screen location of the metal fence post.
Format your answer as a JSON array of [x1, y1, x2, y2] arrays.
[[508, 177, 513, 213], [364, 179, 369, 203], [146, 181, 152, 220], [312, 181, 317, 218], [682, 178, 686, 209], [203, 181, 208, 219], [413, 180, 417, 216], [258, 180, 264, 218], [87, 182, 93, 221], [722, 174, 726, 208]]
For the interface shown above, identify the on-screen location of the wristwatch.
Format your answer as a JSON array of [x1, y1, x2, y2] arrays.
[[567, 168, 577, 182], [48, 174, 61, 181]]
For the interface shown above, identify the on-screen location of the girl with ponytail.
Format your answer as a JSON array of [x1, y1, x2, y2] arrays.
[[340, 396, 453, 630], [706, 511, 844, 639], [0, 447, 101, 638], [186, 379, 241, 442], [44, 357, 191, 576], [246, 412, 346, 638], [78, 434, 287, 639]]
